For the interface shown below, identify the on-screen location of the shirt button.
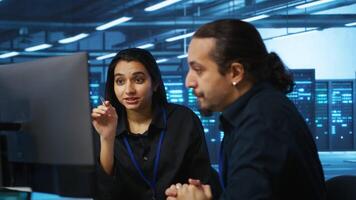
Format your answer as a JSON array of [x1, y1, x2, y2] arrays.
[[143, 156, 148, 161]]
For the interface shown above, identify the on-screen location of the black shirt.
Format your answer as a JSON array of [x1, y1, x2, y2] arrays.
[[96, 103, 212, 200], [218, 82, 326, 200]]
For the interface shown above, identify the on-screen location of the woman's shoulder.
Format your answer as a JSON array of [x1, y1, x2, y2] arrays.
[[166, 103, 194, 113], [164, 103, 204, 134], [165, 103, 198, 118]]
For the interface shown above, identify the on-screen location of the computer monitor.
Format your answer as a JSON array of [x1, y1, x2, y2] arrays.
[[0, 52, 96, 197]]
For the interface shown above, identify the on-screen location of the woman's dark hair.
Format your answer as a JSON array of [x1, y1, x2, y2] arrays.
[[105, 48, 167, 112], [193, 19, 294, 94]]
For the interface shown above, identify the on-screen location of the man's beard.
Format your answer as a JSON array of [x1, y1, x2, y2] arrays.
[[196, 97, 213, 117], [197, 97, 213, 117], [198, 108, 213, 117]]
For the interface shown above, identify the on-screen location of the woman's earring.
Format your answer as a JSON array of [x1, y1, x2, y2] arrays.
[[232, 82, 237, 86]]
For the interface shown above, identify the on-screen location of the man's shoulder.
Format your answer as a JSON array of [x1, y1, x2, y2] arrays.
[[248, 88, 292, 113]]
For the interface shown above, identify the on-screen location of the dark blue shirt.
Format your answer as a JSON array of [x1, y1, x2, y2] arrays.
[[218, 82, 326, 200]]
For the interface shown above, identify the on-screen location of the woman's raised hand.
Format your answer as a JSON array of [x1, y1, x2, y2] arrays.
[[91, 101, 118, 141]]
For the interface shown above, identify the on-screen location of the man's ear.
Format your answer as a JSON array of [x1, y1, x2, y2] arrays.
[[229, 62, 244, 86]]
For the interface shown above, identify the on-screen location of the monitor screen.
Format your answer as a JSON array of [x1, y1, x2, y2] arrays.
[[0, 52, 96, 197]]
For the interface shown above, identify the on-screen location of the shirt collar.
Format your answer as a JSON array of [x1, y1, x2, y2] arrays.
[[220, 82, 273, 127], [116, 104, 166, 137]]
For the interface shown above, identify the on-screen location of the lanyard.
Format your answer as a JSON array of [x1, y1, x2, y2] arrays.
[[218, 141, 225, 189], [123, 109, 166, 196]]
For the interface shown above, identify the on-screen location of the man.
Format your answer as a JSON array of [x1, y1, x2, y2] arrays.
[[165, 19, 326, 200]]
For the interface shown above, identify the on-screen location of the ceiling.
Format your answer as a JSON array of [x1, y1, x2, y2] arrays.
[[0, 0, 355, 65]]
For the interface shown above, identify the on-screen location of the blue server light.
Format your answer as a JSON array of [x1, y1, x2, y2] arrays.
[[315, 81, 329, 150], [220, 131, 224, 142], [89, 68, 105, 107], [329, 81, 354, 150], [162, 74, 185, 105], [288, 69, 316, 136]]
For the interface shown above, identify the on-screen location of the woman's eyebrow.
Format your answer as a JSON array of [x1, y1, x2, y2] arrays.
[[132, 71, 145, 76]]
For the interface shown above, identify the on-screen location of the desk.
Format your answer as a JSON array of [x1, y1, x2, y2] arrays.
[[32, 193, 92, 200], [0, 187, 30, 200], [0, 188, 92, 200]]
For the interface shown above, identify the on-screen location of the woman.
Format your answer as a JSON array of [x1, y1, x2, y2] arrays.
[[91, 48, 214, 200]]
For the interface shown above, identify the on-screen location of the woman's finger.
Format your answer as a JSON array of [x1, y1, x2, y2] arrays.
[[92, 107, 106, 115], [91, 112, 102, 118]]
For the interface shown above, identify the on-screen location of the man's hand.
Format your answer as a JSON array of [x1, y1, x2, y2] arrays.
[[165, 180, 212, 200]]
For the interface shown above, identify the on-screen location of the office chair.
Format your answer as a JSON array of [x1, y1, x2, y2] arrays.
[[326, 175, 356, 200]]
